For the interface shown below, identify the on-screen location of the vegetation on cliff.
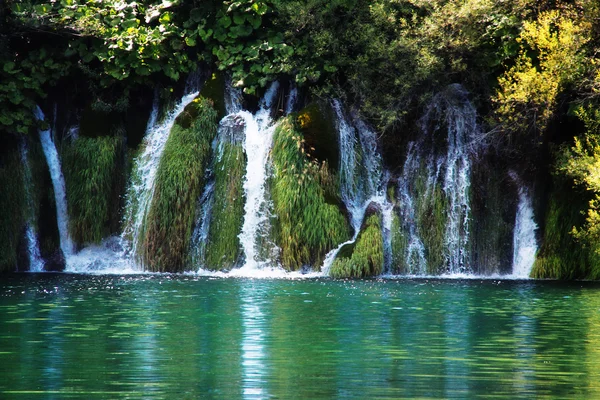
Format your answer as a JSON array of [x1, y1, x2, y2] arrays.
[[142, 97, 218, 272], [270, 116, 349, 271], [2, 0, 600, 277]]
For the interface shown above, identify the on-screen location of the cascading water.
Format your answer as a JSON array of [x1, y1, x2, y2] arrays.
[[121, 89, 199, 266], [237, 82, 281, 271], [19, 142, 45, 272], [398, 85, 481, 275], [35, 106, 75, 260], [511, 175, 538, 278], [397, 142, 428, 274], [441, 92, 475, 273], [322, 100, 392, 275], [397, 84, 480, 275], [285, 84, 298, 115]]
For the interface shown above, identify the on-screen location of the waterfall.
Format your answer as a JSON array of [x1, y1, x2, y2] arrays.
[[397, 142, 427, 274], [285, 84, 298, 115], [19, 142, 45, 272], [511, 176, 538, 278], [238, 82, 281, 270], [121, 89, 199, 265], [322, 100, 392, 275], [35, 106, 75, 260], [441, 91, 475, 273], [398, 84, 480, 275]]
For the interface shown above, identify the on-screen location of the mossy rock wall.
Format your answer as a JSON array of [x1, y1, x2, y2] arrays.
[[296, 102, 339, 172], [203, 115, 246, 270], [0, 141, 26, 271], [142, 97, 218, 272], [62, 135, 126, 246], [390, 212, 409, 274], [470, 160, 517, 275], [413, 163, 447, 274], [330, 212, 384, 278], [270, 117, 350, 271], [532, 182, 600, 279]]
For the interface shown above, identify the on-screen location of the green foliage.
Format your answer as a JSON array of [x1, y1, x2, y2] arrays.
[[493, 9, 591, 134], [555, 104, 600, 271], [62, 135, 126, 245], [0, 149, 25, 271], [270, 117, 349, 271], [330, 213, 384, 278], [142, 97, 218, 272], [532, 185, 600, 280], [204, 138, 246, 270]]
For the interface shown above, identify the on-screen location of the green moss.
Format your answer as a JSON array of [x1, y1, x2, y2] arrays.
[[199, 73, 226, 120], [270, 118, 350, 271], [142, 97, 218, 272], [0, 149, 25, 271], [390, 212, 408, 274], [62, 135, 126, 245], [532, 184, 600, 279], [204, 141, 246, 270], [412, 166, 447, 274], [330, 213, 384, 278], [470, 164, 516, 275]]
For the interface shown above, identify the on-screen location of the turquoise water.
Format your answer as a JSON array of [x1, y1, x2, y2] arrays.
[[1, 274, 600, 399]]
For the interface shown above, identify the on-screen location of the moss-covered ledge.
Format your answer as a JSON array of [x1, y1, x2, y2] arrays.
[[270, 117, 349, 271], [141, 97, 218, 272]]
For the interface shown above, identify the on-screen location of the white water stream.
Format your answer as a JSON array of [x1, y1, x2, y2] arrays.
[[511, 175, 538, 278], [321, 100, 393, 275], [36, 106, 75, 261], [20, 142, 45, 272], [121, 90, 199, 265], [237, 82, 281, 271]]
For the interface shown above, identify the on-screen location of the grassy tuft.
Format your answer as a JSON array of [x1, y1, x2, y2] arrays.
[[330, 213, 384, 278], [204, 139, 246, 270], [142, 97, 218, 272], [62, 135, 126, 245], [270, 117, 350, 271], [412, 165, 447, 274]]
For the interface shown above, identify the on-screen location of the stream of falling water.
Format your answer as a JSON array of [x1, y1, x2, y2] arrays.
[[397, 84, 479, 275], [510, 173, 538, 278], [121, 90, 199, 266], [321, 100, 392, 275], [36, 106, 75, 261], [237, 82, 281, 271], [19, 141, 45, 272]]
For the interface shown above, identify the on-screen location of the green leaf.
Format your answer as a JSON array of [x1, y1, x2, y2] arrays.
[[233, 13, 245, 25], [190, 8, 203, 23], [3, 62, 15, 73], [159, 12, 173, 24], [185, 37, 197, 47], [252, 2, 268, 16]]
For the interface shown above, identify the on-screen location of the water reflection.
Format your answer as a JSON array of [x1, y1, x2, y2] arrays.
[[240, 280, 270, 399], [1, 276, 600, 398]]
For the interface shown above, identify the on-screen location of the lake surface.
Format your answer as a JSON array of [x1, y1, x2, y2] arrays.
[[1, 274, 600, 399]]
